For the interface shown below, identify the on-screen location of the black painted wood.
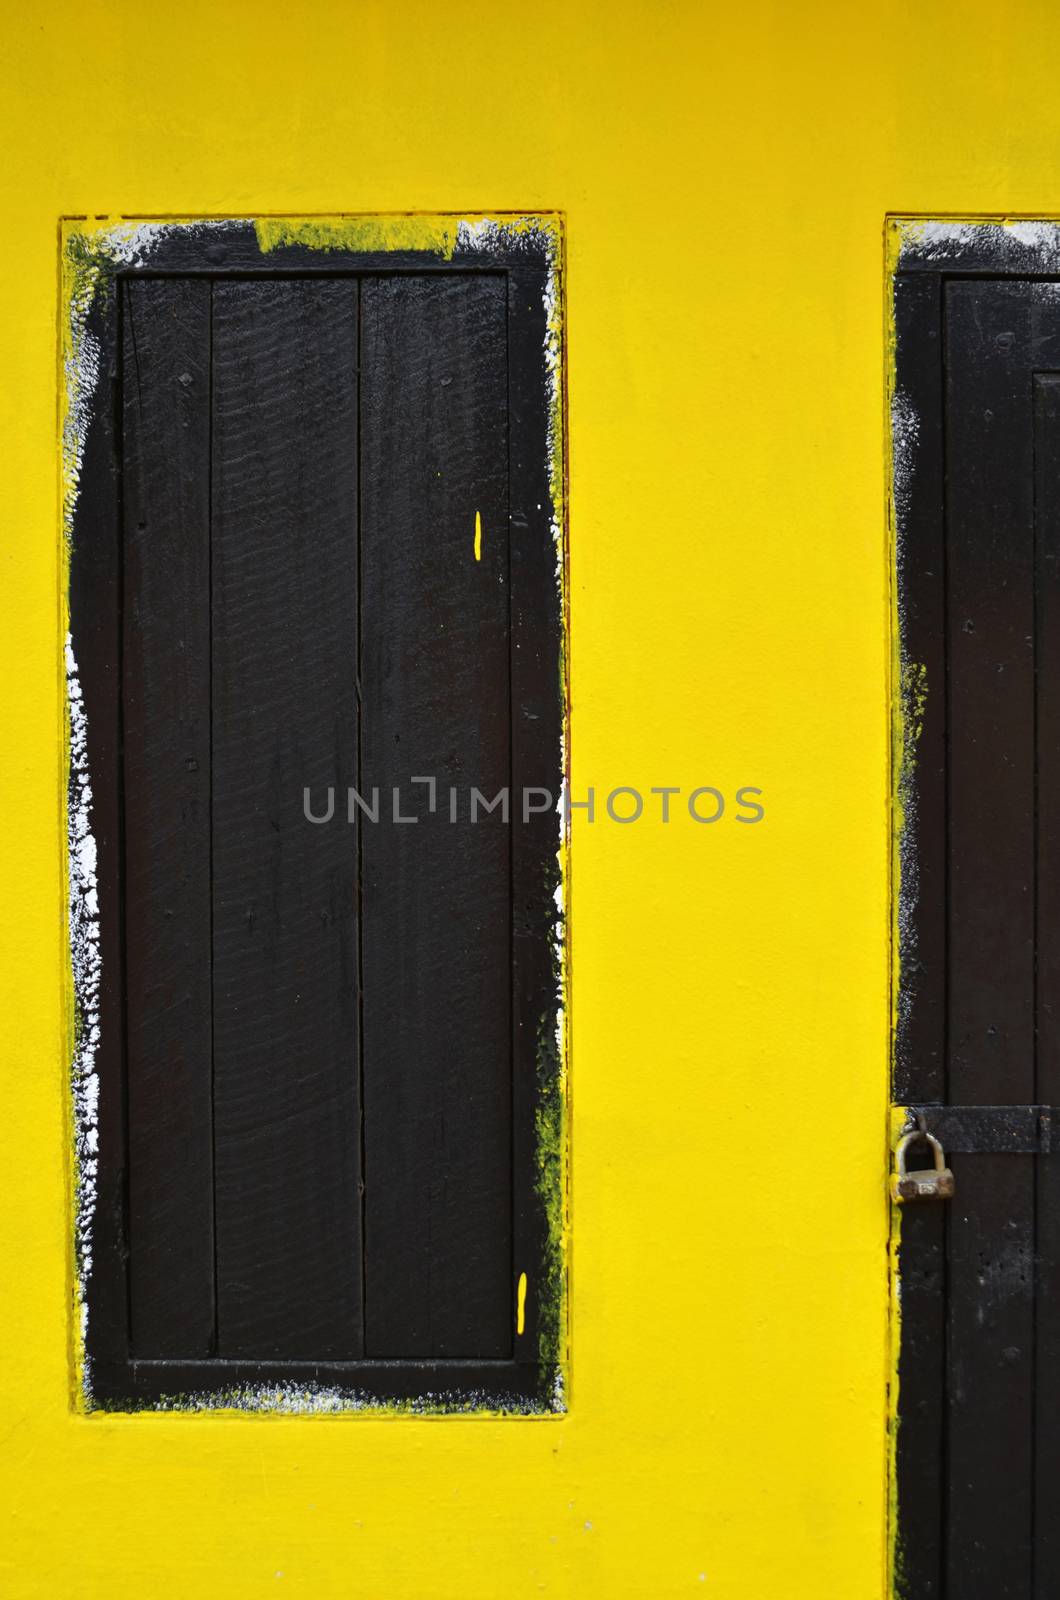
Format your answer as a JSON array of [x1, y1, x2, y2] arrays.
[[894, 270, 947, 1109], [106, 217, 557, 278], [1033, 373, 1060, 1600], [211, 281, 363, 1359], [90, 1355, 545, 1410], [895, 269, 1060, 1598], [70, 226, 564, 1409], [73, 272, 127, 1381], [912, 1104, 1054, 1154], [122, 279, 215, 1356], [944, 281, 1037, 1598], [359, 274, 513, 1359], [892, 272, 947, 1600], [508, 268, 564, 1368]]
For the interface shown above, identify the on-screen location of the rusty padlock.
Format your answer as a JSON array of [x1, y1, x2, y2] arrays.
[[891, 1129, 955, 1203]]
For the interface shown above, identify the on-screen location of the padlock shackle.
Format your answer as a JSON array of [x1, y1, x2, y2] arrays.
[[895, 1129, 946, 1176]]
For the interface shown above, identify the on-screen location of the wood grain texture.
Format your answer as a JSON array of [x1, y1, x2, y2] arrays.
[[891, 275, 1060, 1599], [943, 280, 1036, 1597], [211, 280, 362, 1359], [74, 272, 129, 1382], [507, 268, 563, 1370], [122, 279, 215, 1356], [359, 273, 513, 1358], [894, 271, 947, 1109], [76, 244, 563, 1406], [1033, 371, 1060, 1599], [891, 272, 947, 1600]]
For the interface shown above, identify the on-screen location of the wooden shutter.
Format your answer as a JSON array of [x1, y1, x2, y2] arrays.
[[68, 223, 564, 1410]]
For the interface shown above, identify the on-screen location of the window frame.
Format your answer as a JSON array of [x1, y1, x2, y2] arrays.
[[62, 215, 568, 1415]]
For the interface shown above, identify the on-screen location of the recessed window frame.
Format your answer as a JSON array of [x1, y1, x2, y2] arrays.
[[61, 214, 568, 1415]]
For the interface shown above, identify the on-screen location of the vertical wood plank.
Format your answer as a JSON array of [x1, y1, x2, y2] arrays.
[[891, 272, 947, 1600], [360, 274, 512, 1358], [894, 271, 948, 1108], [944, 280, 1036, 1596], [1033, 368, 1060, 1599], [73, 272, 130, 1386], [508, 268, 564, 1375], [122, 279, 215, 1355], [211, 280, 362, 1359]]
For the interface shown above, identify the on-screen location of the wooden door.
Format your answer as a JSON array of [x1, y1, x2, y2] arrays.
[[894, 246, 1060, 1598]]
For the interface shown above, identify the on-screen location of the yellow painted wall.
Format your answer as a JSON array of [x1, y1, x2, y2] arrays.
[[5, 0, 1055, 1594]]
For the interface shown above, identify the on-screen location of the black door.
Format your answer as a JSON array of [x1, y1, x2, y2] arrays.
[[894, 261, 1060, 1595]]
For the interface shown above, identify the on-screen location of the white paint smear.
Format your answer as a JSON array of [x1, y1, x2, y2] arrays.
[[66, 634, 100, 1381]]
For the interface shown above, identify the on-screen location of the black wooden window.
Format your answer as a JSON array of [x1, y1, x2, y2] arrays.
[[69, 224, 563, 1410], [893, 230, 1060, 1594]]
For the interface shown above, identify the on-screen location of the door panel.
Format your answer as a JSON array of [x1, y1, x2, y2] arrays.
[[359, 274, 513, 1360], [944, 281, 1037, 1595], [895, 273, 1060, 1598], [122, 278, 215, 1358], [210, 280, 363, 1360], [1032, 371, 1060, 1600]]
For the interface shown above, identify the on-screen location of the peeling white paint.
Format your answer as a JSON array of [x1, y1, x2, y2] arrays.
[[890, 389, 920, 543], [895, 216, 1060, 272], [138, 1381, 560, 1415], [1003, 220, 1060, 255], [66, 634, 100, 1379], [889, 375, 923, 1080], [889, 261, 931, 1086], [91, 218, 235, 270], [61, 313, 99, 545]]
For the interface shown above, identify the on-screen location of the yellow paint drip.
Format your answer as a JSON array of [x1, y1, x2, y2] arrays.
[[516, 1271, 527, 1335], [474, 510, 482, 562]]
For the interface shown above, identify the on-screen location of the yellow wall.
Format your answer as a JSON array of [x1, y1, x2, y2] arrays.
[[5, 1, 1055, 1594]]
